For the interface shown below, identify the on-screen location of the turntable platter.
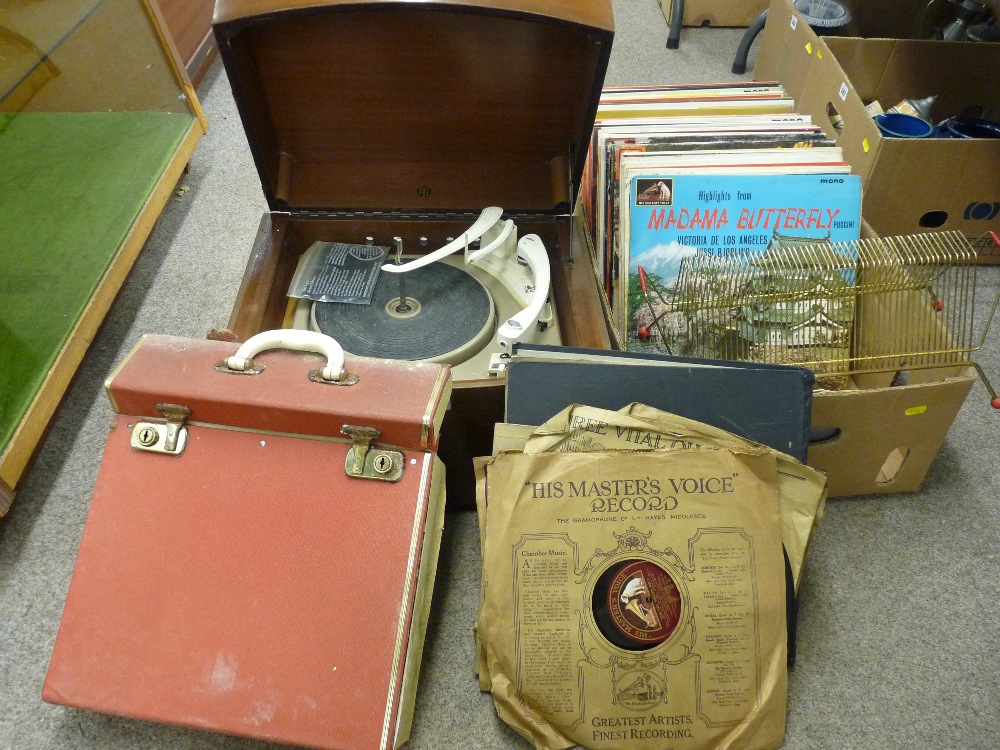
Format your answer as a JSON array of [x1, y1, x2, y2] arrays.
[[311, 262, 495, 364]]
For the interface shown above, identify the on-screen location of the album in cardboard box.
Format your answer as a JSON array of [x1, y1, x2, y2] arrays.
[[211, 0, 617, 504]]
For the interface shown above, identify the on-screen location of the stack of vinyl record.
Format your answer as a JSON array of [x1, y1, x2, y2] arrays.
[[578, 84, 862, 354], [474, 397, 827, 750]]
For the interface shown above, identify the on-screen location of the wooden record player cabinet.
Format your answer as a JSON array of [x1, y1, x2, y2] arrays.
[[213, 0, 615, 504]]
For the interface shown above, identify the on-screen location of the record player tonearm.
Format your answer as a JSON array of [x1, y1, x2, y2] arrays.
[[290, 206, 562, 381]]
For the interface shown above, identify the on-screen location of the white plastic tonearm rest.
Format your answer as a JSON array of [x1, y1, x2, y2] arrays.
[[379, 206, 504, 273], [466, 219, 516, 264], [496, 234, 551, 351]]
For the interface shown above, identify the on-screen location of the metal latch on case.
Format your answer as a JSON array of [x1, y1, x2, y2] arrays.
[[341, 424, 403, 482], [130, 403, 192, 456]]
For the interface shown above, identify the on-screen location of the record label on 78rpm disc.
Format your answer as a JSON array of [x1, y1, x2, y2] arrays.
[[592, 559, 682, 651]]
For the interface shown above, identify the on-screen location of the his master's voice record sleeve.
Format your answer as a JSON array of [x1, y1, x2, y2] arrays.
[[477, 448, 789, 750]]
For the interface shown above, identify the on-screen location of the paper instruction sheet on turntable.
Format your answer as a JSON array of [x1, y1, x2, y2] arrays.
[[287, 241, 389, 304]]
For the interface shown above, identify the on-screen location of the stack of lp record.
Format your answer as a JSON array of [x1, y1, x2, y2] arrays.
[[474, 403, 828, 750]]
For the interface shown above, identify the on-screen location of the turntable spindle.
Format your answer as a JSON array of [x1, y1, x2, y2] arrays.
[[392, 236, 412, 314]]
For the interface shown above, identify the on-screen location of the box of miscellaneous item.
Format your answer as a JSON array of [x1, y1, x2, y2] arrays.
[[756, 0, 1000, 246], [801, 0, 999, 42], [211, 0, 616, 506], [659, 0, 770, 28]]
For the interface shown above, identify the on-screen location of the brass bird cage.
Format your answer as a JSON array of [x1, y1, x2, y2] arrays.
[[635, 230, 1000, 404]]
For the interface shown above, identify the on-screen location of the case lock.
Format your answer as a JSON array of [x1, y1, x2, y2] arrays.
[[130, 404, 192, 456], [341, 424, 403, 482]]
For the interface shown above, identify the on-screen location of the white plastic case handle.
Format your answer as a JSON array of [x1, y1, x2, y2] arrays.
[[225, 329, 346, 382]]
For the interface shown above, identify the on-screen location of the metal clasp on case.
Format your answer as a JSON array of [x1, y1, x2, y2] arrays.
[[131, 403, 192, 456], [341, 425, 403, 482]]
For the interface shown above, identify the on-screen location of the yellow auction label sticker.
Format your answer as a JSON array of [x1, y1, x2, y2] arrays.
[[905, 405, 928, 416], [805, 42, 813, 54], [863, 138, 870, 153]]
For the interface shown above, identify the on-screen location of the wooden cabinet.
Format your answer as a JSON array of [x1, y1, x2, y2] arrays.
[[154, 0, 218, 85], [0, 0, 208, 512], [213, 0, 614, 504]]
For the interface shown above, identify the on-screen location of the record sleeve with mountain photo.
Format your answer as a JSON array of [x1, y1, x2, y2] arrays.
[[619, 171, 862, 352]]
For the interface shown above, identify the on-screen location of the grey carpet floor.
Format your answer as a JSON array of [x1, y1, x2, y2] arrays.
[[2, 1, 999, 748]]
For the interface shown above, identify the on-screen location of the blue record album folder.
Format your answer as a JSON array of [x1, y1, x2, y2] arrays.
[[505, 344, 814, 464]]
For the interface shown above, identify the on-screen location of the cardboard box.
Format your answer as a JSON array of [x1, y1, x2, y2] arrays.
[[810, 366, 976, 497], [659, 0, 769, 28], [807, 220, 978, 497], [755, 0, 1000, 243]]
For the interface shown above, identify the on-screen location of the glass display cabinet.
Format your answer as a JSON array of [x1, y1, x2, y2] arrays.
[[0, 0, 207, 512]]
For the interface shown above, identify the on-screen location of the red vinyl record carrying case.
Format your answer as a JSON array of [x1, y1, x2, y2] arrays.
[[44, 331, 452, 750]]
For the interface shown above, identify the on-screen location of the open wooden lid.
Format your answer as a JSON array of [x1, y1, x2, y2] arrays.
[[213, 0, 614, 215]]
